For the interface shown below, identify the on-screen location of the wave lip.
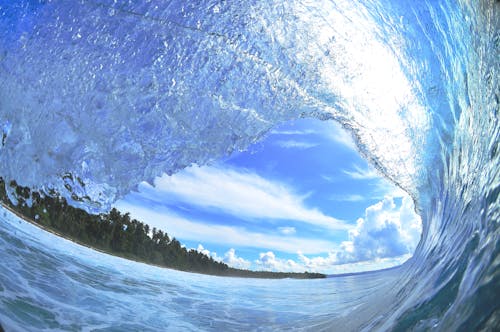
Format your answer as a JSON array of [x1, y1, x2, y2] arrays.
[[0, 0, 429, 211]]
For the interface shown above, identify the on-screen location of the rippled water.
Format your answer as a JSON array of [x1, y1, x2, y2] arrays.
[[0, 0, 498, 330], [0, 209, 401, 331]]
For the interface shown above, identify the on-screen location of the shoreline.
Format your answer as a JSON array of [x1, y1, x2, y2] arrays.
[[0, 202, 325, 279], [0, 202, 148, 266], [0, 202, 221, 275]]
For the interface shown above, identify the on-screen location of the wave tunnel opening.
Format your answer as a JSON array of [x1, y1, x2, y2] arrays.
[[112, 117, 424, 275]]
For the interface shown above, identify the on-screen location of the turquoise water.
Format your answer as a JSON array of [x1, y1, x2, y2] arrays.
[[0, 0, 498, 330]]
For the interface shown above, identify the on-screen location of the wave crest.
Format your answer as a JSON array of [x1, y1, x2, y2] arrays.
[[0, 0, 498, 329]]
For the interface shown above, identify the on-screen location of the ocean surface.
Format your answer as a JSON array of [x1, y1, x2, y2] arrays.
[[0, 208, 401, 331], [0, 0, 498, 331]]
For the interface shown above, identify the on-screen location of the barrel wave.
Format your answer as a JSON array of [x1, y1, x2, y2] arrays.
[[0, 0, 498, 331]]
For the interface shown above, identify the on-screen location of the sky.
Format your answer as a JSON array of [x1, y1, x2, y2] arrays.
[[115, 118, 422, 274]]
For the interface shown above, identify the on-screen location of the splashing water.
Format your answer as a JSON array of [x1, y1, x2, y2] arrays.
[[0, 0, 498, 330]]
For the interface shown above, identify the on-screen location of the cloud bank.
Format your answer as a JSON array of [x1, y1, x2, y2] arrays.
[[145, 165, 348, 231], [115, 202, 339, 254], [222, 195, 421, 273], [195, 245, 251, 270]]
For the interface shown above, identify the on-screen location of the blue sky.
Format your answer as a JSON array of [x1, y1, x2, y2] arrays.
[[115, 118, 422, 274]]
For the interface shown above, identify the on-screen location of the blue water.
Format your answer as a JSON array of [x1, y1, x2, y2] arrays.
[[0, 208, 402, 331], [0, 0, 498, 331]]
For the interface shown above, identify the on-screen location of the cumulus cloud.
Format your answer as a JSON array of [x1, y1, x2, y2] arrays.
[[138, 195, 421, 274], [223, 248, 251, 269], [146, 165, 348, 231], [252, 251, 413, 274], [196, 244, 214, 258], [254, 251, 303, 272], [297, 251, 337, 271], [336, 195, 421, 263], [251, 195, 421, 273], [298, 253, 413, 274], [195, 245, 251, 270]]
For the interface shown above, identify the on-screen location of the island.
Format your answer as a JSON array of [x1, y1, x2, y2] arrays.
[[0, 179, 325, 279]]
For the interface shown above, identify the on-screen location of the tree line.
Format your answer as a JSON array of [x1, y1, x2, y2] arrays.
[[0, 179, 325, 279]]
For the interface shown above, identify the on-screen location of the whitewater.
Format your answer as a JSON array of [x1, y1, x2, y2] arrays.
[[0, 0, 498, 331]]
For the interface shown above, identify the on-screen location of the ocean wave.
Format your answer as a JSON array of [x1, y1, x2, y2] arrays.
[[0, 0, 498, 330]]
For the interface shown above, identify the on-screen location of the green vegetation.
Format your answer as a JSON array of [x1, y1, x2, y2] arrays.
[[0, 179, 325, 279]]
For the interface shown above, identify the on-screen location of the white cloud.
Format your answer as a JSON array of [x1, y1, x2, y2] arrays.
[[116, 158, 421, 274], [223, 248, 251, 269], [114, 202, 339, 254], [196, 244, 214, 258], [270, 129, 317, 136], [328, 164, 406, 201], [250, 250, 413, 274], [274, 140, 318, 149], [248, 195, 421, 274], [125, 194, 421, 274], [253, 250, 411, 274], [325, 175, 406, 203], [271, 120, 357, 151], [297, 252, 413, 274], [195, 245, 251, 270], [278, 226, 296, 235], [343, 164, 380, 180], [329, 194, 365, 202], [335, 195, 421, 263], [254, 251, 303, 272], [145, 165, 348, 231], [296, 251, 337, 271]]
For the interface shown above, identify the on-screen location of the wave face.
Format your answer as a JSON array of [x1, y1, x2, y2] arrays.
[[0, 0, 498, 330]]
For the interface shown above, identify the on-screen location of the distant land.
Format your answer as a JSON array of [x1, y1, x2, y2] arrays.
[[0, 178, 325, 279]]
